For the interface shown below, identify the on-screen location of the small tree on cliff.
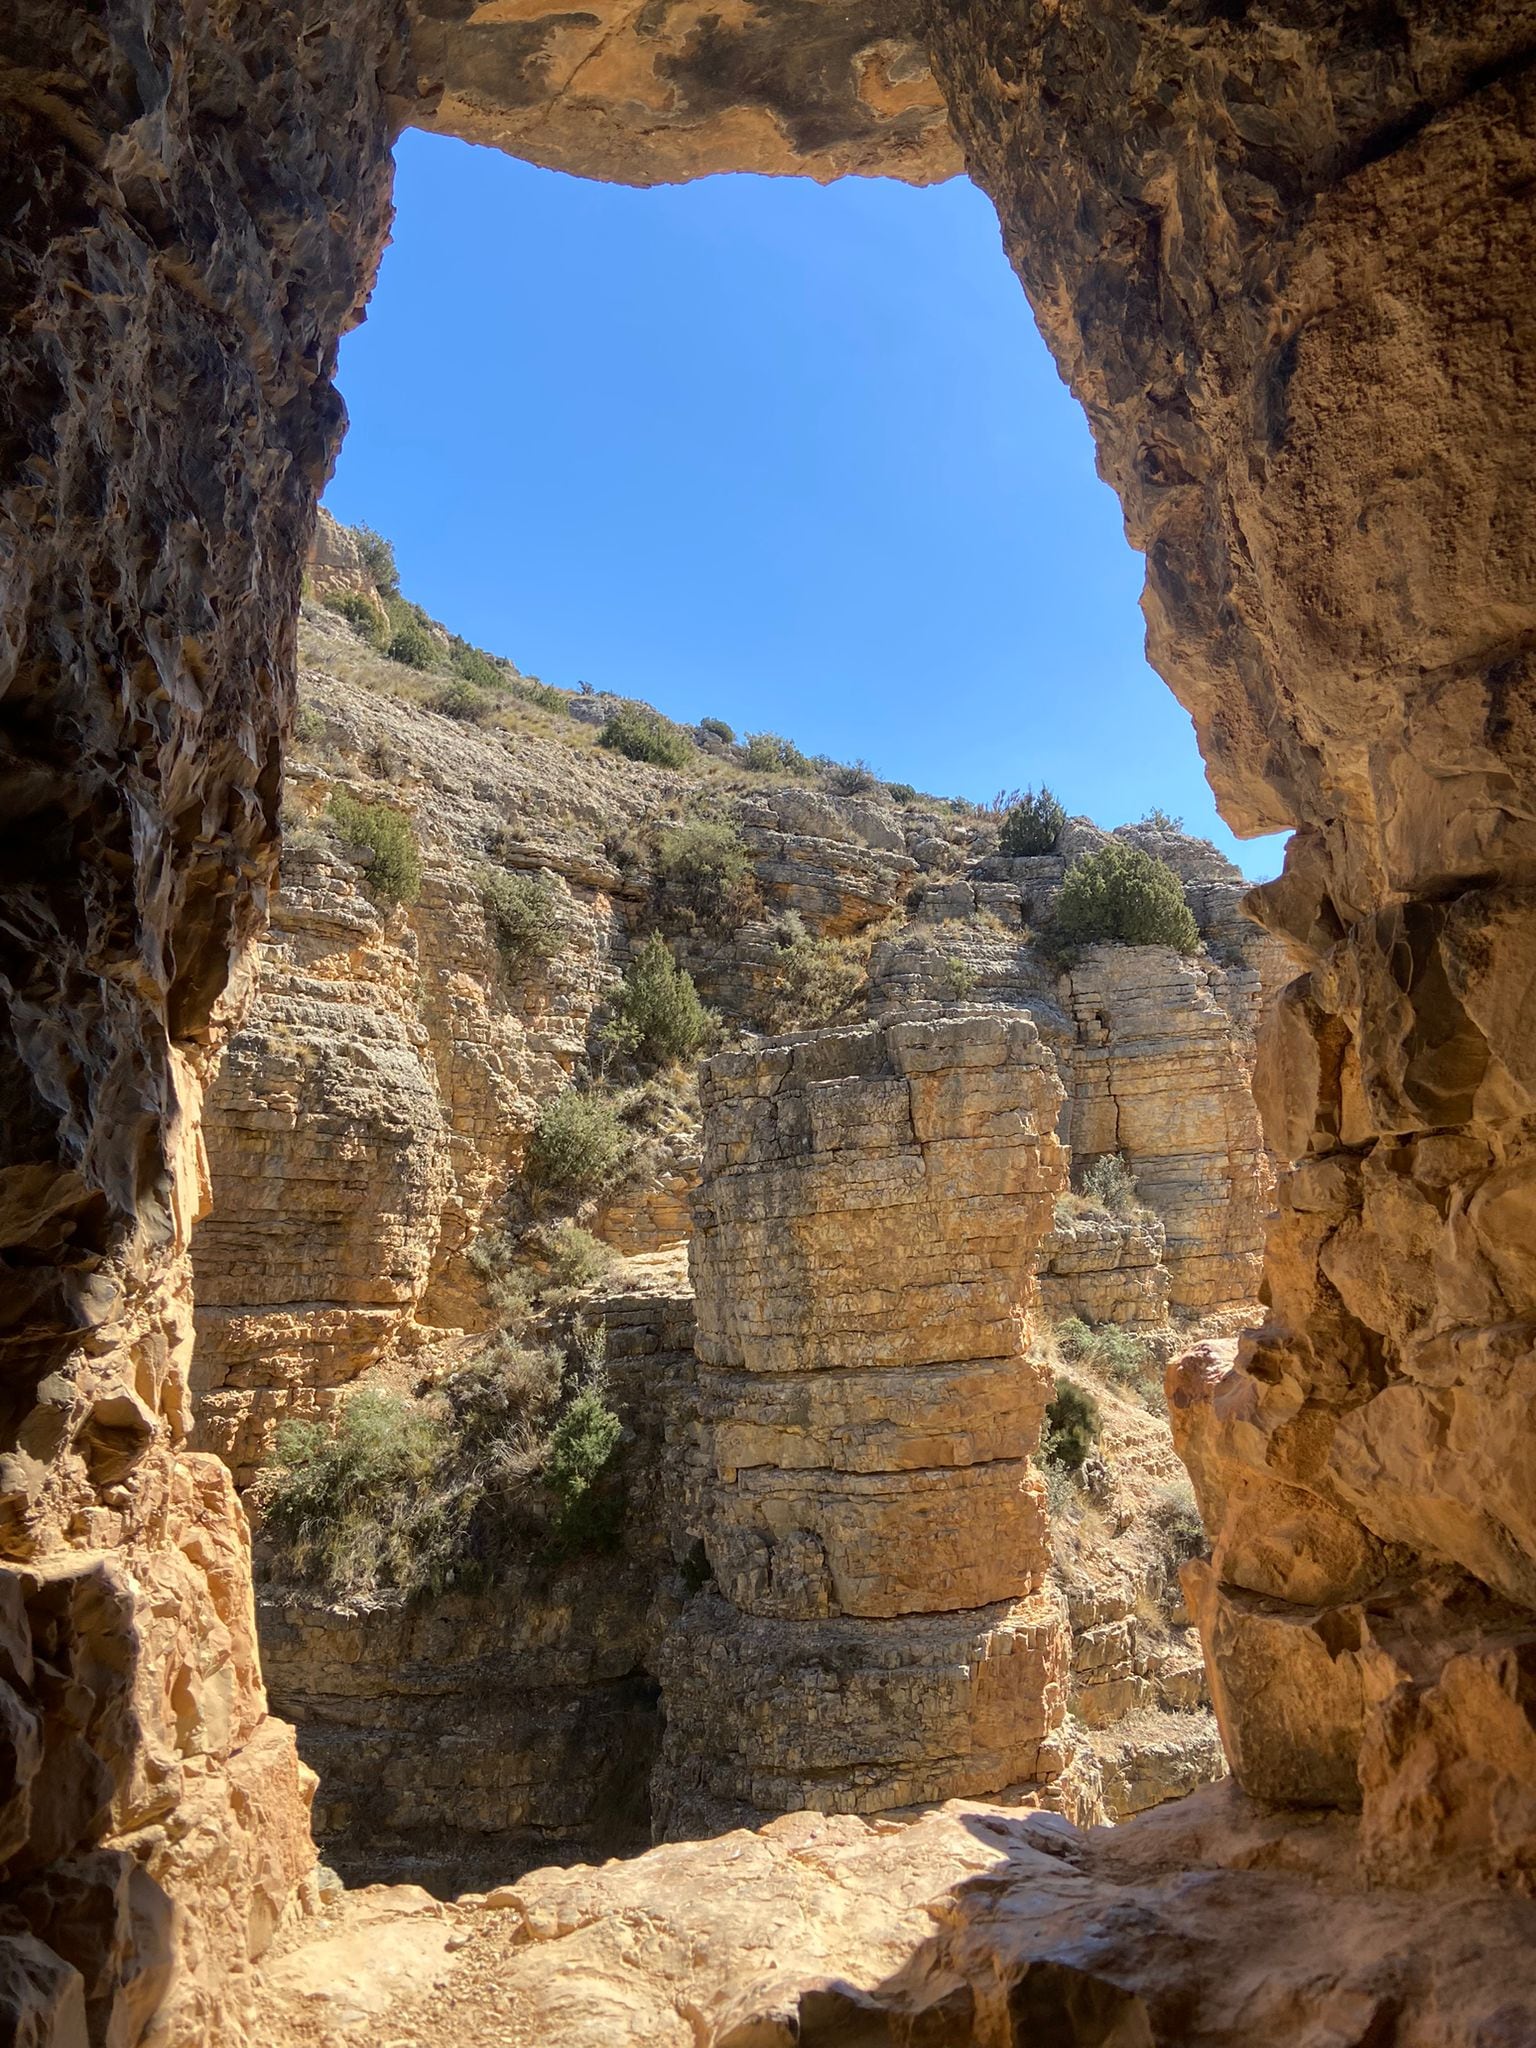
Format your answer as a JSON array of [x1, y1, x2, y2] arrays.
[[602, 935, 714, 1068], [1047, 841, 1199, 957], [998, 785, 1066, 855]]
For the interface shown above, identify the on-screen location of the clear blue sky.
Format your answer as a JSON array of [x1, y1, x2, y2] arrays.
[[325, 131, 1287, 879]]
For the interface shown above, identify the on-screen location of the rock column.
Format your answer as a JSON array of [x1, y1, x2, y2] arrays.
[[656, 1016, 1071, 1833]]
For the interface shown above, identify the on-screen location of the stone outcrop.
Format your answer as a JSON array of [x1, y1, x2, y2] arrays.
[[659, 1015, 1073, 1832], [305, 510, 386, 615], [249, 1786, 1536, 2048], [1038, 1209, 1170, 1328], [733, 789, 918, 937], [1061, 945, 1271, 1311], [869, 872, 1278, 1313], [191, 638, 650, 1478], [407, 0, 961, 187], [919, 0, 1536, 1877]]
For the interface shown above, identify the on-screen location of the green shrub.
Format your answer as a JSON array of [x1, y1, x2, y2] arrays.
[[258, 1391, 452, 1599], [352, 524, 401, 597], [1048, 842, 1199, 955], [598, 703, 693, 768], [743, 731, 811, 777], [999, 785, 1066, 855], [435, 676, 488, 721], [539, 1223, 614, 1293], [825, 758, 878, 796], [700, 716, 736, 744], [1078, 1152, 1142, 1217], [255, 1329, 622, 1598], [482, 869, 565, 967], [526, 1089, 628, 1196], [886, 782, 918, 806], [1041, 1379, 1101, 1473], [1151, 1482, 1207, 1593], [450, 638, 505, 691], [1055, 1315, 1159, 1401], [322, 589, 386, 643], [603, 935, 714, 1067], [467, 1232, 537, 1328], [655, 819, 756, 925], [386, 616, 438, 670], [939, 954, 978, 1001], [328, 791, 421, 905], [543, 1381, 624, 1550], [761, 913, 866, 1031], [516, 678, 569, 717], [293, 706, 328, 747], [1138, 806, 1184, 833]]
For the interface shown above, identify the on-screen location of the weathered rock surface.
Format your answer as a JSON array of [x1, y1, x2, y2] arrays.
[[1038, 1208, 1170, 1329], [1062, 945, 1271, 1311], [191, 631, 658, 1477], [660, 1015, 1073, 1830], [259, 1285, 694, 1894], [11, 0, 1536, 2037], [408, 0, 961, 187], [0, 6, 411, 2041], [922, 0, 1536, 1890], [250, 1786, 1536, 2048]]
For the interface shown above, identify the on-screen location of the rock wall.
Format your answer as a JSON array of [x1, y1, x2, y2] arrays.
[[1061, 944, 1271, 1311], [658, 1016, 1073, 1833], [190, 645, 647, 1480], [258, 1285, 694, 1894], [0, 6, 411, 2042], [1037, 1209, 1169, 1329], [195, 624, 1275, 1491], [923, 0, 1536, 1881]]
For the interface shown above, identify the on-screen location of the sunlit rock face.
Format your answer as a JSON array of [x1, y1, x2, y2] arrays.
[[660, 1016, 1072, 1832], [408, 0, 962, 184], [923, 1, 1536, 1886]]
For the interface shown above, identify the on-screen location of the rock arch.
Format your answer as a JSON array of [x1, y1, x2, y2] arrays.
[[1, 1, 1532, 2037]]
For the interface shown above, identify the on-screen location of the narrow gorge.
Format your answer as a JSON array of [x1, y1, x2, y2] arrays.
[[2, 4, 1535, 2044], [190, 570, 1258, 1890]]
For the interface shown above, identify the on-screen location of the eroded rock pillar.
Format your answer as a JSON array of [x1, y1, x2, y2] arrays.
[[927, 4, 1536, 1884], [0, 6, 411, 2036], [656, 1016, 1071, 1833]]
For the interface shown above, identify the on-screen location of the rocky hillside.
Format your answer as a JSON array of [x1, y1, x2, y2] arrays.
[[186, 524, 1286, 1888], [193, 531, 1284, 1482]]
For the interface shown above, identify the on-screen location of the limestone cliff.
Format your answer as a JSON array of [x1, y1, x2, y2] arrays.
[[661, 1016, 1072, 1833], [194, 595, 1277, 1472]]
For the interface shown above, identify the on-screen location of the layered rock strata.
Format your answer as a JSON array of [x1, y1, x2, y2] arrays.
[[192, 645, 645, 1479], [1037, 1209, 1170, 1329], [868, 873, 1280, 1313], [9, 3, 1536, 2041], [1061, 946, 1271, 1312], [658, 1016, 1073, 1832]]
